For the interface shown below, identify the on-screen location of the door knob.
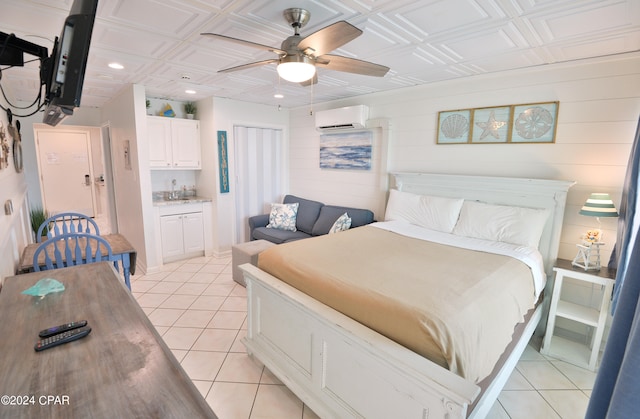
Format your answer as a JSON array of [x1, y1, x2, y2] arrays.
[[85, 174, 91, 186]]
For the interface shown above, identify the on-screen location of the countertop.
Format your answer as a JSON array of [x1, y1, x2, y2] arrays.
[[153, 196, 212, 206]]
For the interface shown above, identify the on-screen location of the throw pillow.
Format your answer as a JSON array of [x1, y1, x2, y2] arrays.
[[329, 212, 352, 234], [266, 203, 299, 231]]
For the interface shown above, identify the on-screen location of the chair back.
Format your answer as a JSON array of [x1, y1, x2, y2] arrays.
[[33, 233, 114, 271], [37, 212, 100, 242]]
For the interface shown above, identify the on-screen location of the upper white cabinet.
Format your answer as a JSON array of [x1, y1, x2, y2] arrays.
[[148, 116, 201, 169]]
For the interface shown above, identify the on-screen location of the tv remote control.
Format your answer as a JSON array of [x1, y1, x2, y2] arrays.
[[39, 320, 88, 338], [34, 327, 92, 352]]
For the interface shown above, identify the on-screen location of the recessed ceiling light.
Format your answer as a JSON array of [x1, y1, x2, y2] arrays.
[[108, 62, 124, 70], [185, 89, 196, 94], [274, 93, 284, 99]]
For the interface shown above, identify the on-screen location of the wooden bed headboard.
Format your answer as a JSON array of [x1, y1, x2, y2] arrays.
[[391, 172, 575, 277]]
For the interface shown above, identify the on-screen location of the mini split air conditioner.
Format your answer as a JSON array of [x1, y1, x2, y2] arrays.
[[315, 105, 369, 131]]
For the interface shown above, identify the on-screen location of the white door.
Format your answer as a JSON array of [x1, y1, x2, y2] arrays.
[[101, 124, 118, 234], [36, 129, 95, 216], [233, 126, 284, 243]]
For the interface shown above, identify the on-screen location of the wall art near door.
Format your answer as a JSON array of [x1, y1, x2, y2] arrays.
[[0, 123, 7, 170], [511, 102, 559, 143], [437, 109, 471, 144], [471, 106, 511, 143], [217, 130, 230, 193], [320, 131, 372, 170]]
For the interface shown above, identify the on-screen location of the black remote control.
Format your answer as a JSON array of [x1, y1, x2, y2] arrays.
[[38, 320, 88, 338], [34, 327, 92, 352]]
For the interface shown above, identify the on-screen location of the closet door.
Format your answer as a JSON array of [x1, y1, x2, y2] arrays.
[[234, 126, 284, 242]]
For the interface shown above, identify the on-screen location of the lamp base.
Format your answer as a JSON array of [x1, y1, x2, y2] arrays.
[[572, 242, 603, 270]]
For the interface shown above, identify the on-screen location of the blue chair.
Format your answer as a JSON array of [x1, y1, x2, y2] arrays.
[[33, 233, 114, 271], [37, 212, 100, 242], [33, 233, 131, 290]]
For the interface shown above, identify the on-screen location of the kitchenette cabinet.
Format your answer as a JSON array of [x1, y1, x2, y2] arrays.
[[156, 202, 210, 263], [148, 116, 201, 169]]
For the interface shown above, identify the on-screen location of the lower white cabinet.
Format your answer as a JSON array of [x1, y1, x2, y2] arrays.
[[159, 204, 205, 262], [181, 212, 205, 254]]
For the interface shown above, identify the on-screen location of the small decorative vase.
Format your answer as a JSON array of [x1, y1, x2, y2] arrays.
[[186, 114, 194, 119]]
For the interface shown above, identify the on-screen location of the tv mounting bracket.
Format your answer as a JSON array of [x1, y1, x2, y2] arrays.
[[0, 32, 49, 66], [0, 32, 53, 101]]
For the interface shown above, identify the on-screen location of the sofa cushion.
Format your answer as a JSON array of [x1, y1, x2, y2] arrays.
[[312, 205, 374, 236], [252, 227, 312, 244], [283, 195, 323, 235]]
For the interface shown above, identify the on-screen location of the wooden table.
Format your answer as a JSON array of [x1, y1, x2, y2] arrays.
[[18, 233, 137, 289], [0, 262, 217, 418]]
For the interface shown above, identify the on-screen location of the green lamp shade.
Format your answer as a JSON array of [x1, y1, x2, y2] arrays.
[[579, 193, 619, 217]]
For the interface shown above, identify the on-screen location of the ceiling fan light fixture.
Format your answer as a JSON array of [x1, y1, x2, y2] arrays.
[[277, 55, 316, 83]]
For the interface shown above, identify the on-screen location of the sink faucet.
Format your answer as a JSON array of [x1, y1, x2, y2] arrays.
[[170, 179, 178, 200]]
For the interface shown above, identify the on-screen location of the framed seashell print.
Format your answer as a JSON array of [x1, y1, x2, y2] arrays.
[[436, 110, 471, 144]]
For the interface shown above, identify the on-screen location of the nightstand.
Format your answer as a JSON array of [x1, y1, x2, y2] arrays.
[[540, 259, 616, 371]]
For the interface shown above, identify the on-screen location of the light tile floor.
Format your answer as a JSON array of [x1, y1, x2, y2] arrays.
[[131, 255, 596, 419]]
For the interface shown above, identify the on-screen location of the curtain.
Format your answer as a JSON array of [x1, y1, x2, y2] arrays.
[[233, 126, 284, 243], [586, 117, 640, 418]]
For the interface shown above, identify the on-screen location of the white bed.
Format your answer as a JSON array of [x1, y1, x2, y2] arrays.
[[240, 172, 574, 419]]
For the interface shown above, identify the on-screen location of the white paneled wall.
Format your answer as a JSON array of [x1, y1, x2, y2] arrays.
[[0, 104, 31, 280], [289, 54, 640, 264]]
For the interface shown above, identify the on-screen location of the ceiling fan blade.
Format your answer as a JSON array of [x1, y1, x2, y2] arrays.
[[316, 54, 389, 77], [201, 33, 285, 55], [218, 59, 278, 74], [297, 21, 362, 57]]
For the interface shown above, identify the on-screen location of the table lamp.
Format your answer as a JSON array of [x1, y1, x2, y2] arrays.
[[572, 193, 619, 270]]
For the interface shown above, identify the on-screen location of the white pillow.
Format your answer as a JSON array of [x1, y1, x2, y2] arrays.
[[384, 189, 464, 233], [266, 202, 299, 231], [329, 212, 352, 234], [452, 201, 550, 247]]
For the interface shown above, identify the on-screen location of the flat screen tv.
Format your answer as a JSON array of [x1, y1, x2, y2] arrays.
[[42, 0, 98, 126]]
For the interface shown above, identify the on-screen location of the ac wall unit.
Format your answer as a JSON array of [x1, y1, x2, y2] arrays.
[[315, 105, 369, 131]]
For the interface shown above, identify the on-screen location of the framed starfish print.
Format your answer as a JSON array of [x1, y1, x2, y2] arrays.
[[471, 106, 511, 143]]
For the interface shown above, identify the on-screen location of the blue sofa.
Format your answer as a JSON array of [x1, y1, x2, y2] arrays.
[[248, 195, 375, 244]]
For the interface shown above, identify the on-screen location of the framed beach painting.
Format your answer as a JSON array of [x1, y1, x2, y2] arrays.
[[320, 131, 372, 170]]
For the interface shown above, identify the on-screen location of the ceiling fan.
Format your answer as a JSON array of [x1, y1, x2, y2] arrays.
[[201, 8, 390, 85]]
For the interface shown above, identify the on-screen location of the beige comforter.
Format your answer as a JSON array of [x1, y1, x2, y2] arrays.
[[257, 225, 536, 382]]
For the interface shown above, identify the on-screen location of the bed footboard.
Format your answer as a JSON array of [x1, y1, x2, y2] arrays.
[[241, 263, 480, 419]]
